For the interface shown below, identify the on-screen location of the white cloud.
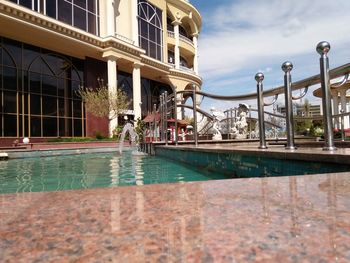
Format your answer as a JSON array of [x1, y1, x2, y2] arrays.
[[198, 0, 350, 84]]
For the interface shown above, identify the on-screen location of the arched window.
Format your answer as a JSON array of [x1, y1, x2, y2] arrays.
[[0, 37, 85, 138], [138, 0, 163, 61]]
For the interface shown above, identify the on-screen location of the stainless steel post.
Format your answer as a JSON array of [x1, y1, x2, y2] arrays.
[[192, 85, 198, 146], [174, 88, 178, 145], [153, 104, 157, 142], [317, 41, 336, 151], [249, 105, 252, 139], [282, 61, 296, 150], [160, 94, 164, 141], [256, 72, 267, 149], [341, 109, 345, 142], [164, 91, 168, 145]]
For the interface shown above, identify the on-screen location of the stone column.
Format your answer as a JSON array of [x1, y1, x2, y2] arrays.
[[108, 58, 118, 137], [192, 33, 199, 74], [331, 90, 339, 129], [107, 0, 116, 36], [173, 21, 181, 69], [133, 63, 142, 120], [131, 0, 139, 46]]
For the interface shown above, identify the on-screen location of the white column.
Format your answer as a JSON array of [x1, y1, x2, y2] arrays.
[[133, 63, 142, 120], [108, 59, 118, 137], [107, 0, 116, 36], [192, 33, 199, 74], [131, 0, 139, 46], [331, 90, 339, 129], [173, 21, 181, 69]]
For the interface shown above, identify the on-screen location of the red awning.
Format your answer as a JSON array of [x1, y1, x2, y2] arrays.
[[143, 112, 160, 123]]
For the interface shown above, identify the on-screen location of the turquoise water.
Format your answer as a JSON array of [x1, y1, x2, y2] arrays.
[[0, 151, 228, 194]]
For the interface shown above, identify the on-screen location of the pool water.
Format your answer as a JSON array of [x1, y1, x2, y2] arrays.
[[0, 151, 228, 194]]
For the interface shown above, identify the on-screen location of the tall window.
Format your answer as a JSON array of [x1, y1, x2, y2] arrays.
[[0, 37, 85, 138], [7, 0, 100, 35], [138, 0, 163, 61]]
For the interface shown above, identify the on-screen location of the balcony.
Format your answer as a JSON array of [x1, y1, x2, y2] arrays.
[[167, 30, 194, 47]]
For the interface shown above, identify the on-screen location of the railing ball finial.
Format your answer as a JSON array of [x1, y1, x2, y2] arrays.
[[255, 72, 264, 83], [281, 61, 293, 73], [316, 41, 331, 55]]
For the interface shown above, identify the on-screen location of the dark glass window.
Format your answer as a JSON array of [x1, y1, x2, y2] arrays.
[[59, 98, 72, 117], [3, 67, 17, 91], [1, 37, 85, 138], [42, 75, 57, 96], [30, 94, 41, 115], [58, 0, 72, 24], [30, 116, 41, 136], [73, 100, 82, 117], [87, 0, 96, 12], [73, 118, 82, 136], [19, 0, 32, 9], [74, 6, 86, 30], [59, 118, 72, 137], [46, 2, 56, 18], [3, 91, 17, 113], [11, 0, 99, 35], [3, 114, 17, 137], [167, 17, 174, 32], [42, 96, 57, 116], [138, 1, 163, 61], [29, 72, 41, 93], [43, 117, 57, 136], [87, 12, 96, 35], [74, 0, 86, 8]]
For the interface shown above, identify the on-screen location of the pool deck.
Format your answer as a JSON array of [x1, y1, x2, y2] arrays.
[[1, 142, 350, 262]]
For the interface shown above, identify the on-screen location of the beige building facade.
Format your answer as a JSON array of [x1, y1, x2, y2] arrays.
[[0, 0, 202, 141]]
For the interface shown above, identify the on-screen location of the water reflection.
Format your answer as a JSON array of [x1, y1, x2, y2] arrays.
[[0, 151, 228, 194]]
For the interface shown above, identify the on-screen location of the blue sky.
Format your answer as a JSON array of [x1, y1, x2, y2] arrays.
[[189, 0, 350, 111]]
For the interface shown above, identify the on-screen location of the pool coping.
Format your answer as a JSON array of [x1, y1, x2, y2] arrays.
[[156, 143, 350, 165], [2, 146, 120, 159]]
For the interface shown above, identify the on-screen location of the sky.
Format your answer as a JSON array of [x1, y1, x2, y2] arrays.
[[189, 0, 350, 111]]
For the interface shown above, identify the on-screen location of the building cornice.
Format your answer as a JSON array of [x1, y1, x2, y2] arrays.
[[0, 1, 145, 59], [141, 54, 172, 73], [169, 68, 202, 85]]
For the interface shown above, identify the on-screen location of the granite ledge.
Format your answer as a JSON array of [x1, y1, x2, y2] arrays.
[[1, 173, 350, 262]]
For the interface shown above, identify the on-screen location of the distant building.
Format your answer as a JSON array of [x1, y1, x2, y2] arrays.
[[277, 103, 321, 117]]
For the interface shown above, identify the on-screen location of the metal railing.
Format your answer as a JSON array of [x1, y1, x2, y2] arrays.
[[156, 41, 350, 151]]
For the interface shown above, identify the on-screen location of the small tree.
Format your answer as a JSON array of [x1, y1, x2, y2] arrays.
[[78, 85, 131, 136]]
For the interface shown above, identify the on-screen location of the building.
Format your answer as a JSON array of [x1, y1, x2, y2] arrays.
[[0, 0, 202, 144], [277, 102, 321, 117]]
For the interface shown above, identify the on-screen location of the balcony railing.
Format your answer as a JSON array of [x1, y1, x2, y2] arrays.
[[179, 35, 194, 46], [167, 31, 175, 39], [167, 31, 194, 47]]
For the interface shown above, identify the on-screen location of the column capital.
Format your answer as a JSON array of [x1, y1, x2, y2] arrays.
[[171, 20, 182, 26], [102, 51, 121, 61], [133, 62, 144, 69], [191, 32, 199, 38]]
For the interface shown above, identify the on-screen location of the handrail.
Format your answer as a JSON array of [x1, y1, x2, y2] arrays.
[[178, 104, 215, 120], [177, 63, 350, 100]]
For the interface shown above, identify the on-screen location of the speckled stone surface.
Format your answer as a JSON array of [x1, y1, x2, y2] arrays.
[[1, 173, 350, 262]]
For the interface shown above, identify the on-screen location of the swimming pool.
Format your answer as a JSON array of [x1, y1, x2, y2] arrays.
[[0, 150, 228, 194]]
